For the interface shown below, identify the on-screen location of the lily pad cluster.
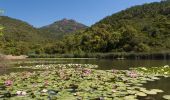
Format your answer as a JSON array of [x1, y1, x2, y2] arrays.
[[0, 64, 166, 100], [133, 65, 170, 100], [133, 65, 170, 76], [18, 64, 98, 70]]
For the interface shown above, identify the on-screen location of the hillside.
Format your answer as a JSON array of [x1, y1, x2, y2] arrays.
[[0, 17, 87, 55], [0, 16, 45, 55], [0, 0, 169, 55], [58, 0, 170, 53], [0, 16, 42, 42], [39, 19, 87, 39]]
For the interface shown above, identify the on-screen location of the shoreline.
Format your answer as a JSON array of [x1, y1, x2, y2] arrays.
[[0, 55, 28, 60], [28, 52, 170, 60], [28, 58, 97, 60]]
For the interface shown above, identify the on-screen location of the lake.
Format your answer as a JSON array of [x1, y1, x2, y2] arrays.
[[6, 58, 170, 69], [1, 58, 170, 100]]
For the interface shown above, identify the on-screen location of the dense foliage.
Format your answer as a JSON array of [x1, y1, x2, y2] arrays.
[[57, 0, 170, 53], [0, 17, 87, 55], [0, 0, 170, 56], [0, 16, 46, 55]]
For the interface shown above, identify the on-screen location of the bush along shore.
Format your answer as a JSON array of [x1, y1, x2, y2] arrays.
[[28, 52, 170, 60], [0, 64, 170, 99]]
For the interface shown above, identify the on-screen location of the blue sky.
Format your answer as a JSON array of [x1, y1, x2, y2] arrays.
[[0, 0, 161, 27]]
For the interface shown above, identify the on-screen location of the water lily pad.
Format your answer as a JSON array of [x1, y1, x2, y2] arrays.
[[163, 95, 170, 100], [1, 64, 169, 99], [136, 92, 147, 97], [151, 77, 160, 80], [124, 95, 137, 100], [151, 89, 164, 93], [143, 90, 157, 95], [127, 90, 137, 94]]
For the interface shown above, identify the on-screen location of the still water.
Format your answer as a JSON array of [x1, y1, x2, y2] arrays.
[[1, 58, 170, 100], [7, 58, 170, 70]]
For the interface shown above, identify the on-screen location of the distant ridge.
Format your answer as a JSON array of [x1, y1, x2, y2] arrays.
[[39, 18, 88, 38], [0, 16, 87, 55], [59, 0, 170, 53]]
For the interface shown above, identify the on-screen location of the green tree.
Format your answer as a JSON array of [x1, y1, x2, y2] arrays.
[[0, 26, 4, 36]]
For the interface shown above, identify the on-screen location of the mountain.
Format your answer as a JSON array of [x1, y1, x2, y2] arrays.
[[0, 17, 87, 55], [1, 0, 170, 55], [39, 18, 88, 39], [0, 16, 44, 55], [0, 16, 42, 42], [59, 0, 170, 53]]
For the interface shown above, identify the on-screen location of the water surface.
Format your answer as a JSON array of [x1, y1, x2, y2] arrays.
[[1, 58, 170, 100]]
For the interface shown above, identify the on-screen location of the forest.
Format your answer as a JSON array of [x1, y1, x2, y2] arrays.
[[0, 0, 170, 58]]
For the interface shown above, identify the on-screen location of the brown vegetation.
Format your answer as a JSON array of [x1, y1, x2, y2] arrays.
[[2, 55, 28, 60]]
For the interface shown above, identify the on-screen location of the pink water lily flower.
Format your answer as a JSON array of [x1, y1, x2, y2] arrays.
[[83, 69, 91, 76], [5, 80, 13, 86], [127, 71, 138, 78], [112, 69, 118, 74], [44, 80, 49, 85]]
